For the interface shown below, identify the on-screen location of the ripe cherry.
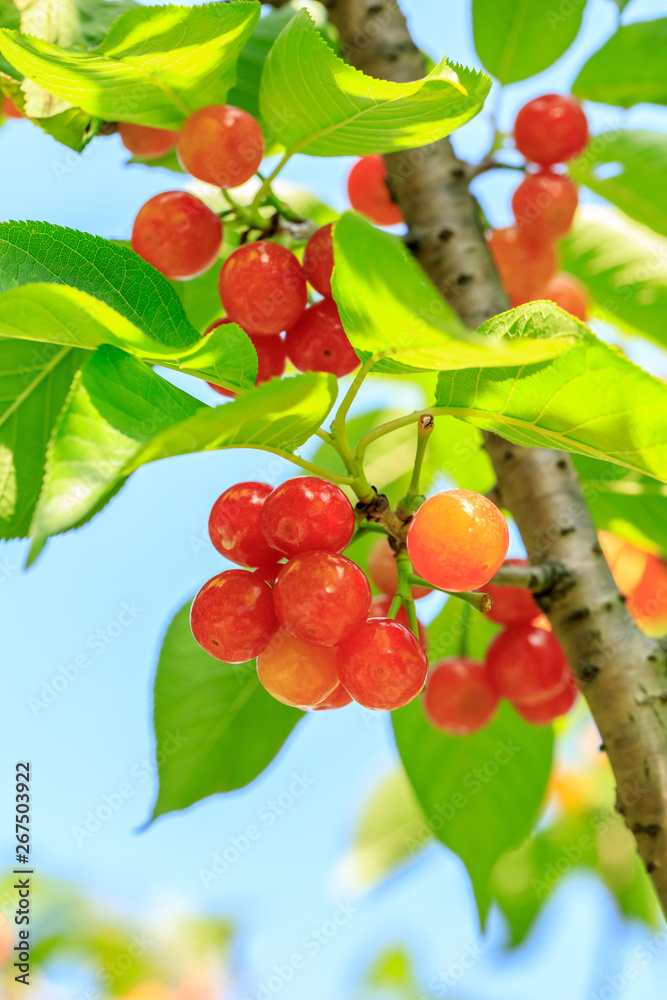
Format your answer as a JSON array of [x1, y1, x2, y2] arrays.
[[367, 538, 431, 600], [347, 155, 403, 226], [337, 619, 428, 711], [303, 224, 334, 297], [257, 628, 338, 708], [626, 552, 667, 636], [177, 104, 264, 189], [481, 558, 541, 626], [118, 123, 179, 159], [512, 169, 578, 241], [424, 657, 499, 735], [205, 319, 286, 397], [369, 595, 427, 648], [261, 476, 355, 557], [285, 299, 359, 378], [132, 191, 222, 280], [407, 489, 509, 593], [514, 94, 589, 166], [599, 531, 648, 596], [312, 682, 353, 710], [190, 569, 278, 662], [514, 672, 578, 724], [2, 95, 22, 118], [486, 624, 568, 704], [208, 481, 279, 569], [219, 241, 307, 335], [487, 226, 557, 302], [541, 274, 589, 321], [273, 551, 371, 647]]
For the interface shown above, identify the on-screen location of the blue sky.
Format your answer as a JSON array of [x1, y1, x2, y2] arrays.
[[2, 1, 667, 998]]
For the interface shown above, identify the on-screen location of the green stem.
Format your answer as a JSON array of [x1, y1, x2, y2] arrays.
[[248, 446, 355, 485], [457, 603, 472, 657], [220, 188, 259, 228], [250, 152, 292, 213], [399, 414, 434, 514], [349, 523, 387, 544], [409, 575, 493, 614], [357, 409, 424, 464], [396, 549, 420, 638], [329, 357, 377, 499], [387, 593, 403, 619]]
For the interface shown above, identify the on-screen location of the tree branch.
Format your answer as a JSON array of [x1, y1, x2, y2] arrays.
[[325, 0, 667, 913]]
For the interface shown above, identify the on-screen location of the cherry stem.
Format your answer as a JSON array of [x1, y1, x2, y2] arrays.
[[252, 446, 355, 486], [407, 574, 492, 613], [349, 523, 387, 544], [400, 413, 434, 514], [395, 549, 420, 637], [250, 151, 293, 213], [457, 602, 472, 657], [387, 594, 402, 620], [329, 357, 377, 498]]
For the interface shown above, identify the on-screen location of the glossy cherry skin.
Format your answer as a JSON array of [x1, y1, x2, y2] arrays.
[[407, 489, 509, 593], [369, 595, 427, 648], [177, 104, 264, 188], [541, 274, 589, 321], [285, 299, 359, 378], [257, 628, 339, 708], [347, 155, 403, 226], [486, 624, 569, 704], [512, 170, 578, 241], [219, 241, 307, 335], [190, 569, 278, 663], [488, 226, 557, 302], [261, 476, 355, 557], [132, 191, 222, 280], [424, 657, 499, 735], [118, 123, 179, 159], [273, 551, 372, 647], [367, 538, 431, 600], [208, 481, 280, 569], [205, 319, 286, 397], [2, 95, 22, 118], [481, 558, 541, 626], [514, 94, 589, 166], [337, 619, 428, 711], [312, 681, 354, 710], [303, 223, 334, 297], [514, 672, 578, 724]]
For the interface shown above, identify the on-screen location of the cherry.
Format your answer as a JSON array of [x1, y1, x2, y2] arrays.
[[273, 551, 371, 647], [487, 226, 557, 302], [514, 673, 578, 725], [367, 538, 431, 600], [347, 155, 403, 226], [285, 299, 359, 378], [118, 123, 179, 159], [407, 489, 509, 593], [512, 169, 578, 241], [177, 104, 264, 189], [599, 531, 648, 596], [514, 94, 589, 166], [219, 241, 307, 335], [424, 657, 499, 735], [257, 628, 338, 708], [2, 96, 22, 119], [303, 223, 334, 297], [190, 569, 278, 663], [261, 476, 355, 557], [208, 481, 280, 569], [205, 319, 286, 397], [369, 594, 427, 647], [485, 624, 568, 704], [626, 552, 667, 636], [540, 274, 589, 321], [481, 558, 541, 626], [312, 682, 353, 711], [337, 619, 428, 711], [132, 191, 222, 280]]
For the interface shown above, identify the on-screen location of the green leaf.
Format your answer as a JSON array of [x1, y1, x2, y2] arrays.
[[435, 306, 667, 483], [0, 338, 85, 539], [559, 209, 667, 350], [570, 131, 667, 238], [152, 600, 303, 818], [573, 19, 667, 106], [472, 0, 585, 84], [260, 10, 490, 156], [77, 0, 139, 49], [393, 602, 554, 917], [227, 3, 296, 123], [332, 213, 577, 375], [0, 1, 261, 127]]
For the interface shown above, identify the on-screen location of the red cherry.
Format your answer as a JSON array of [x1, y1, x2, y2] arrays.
[[487, 226, 557, 302], [312, 681, 354, 711], [219, 241, 307, 336], [407, 489, 509, 593], [369, 595, 427, 648], [514, 94, 589, 166], [208, 481, 280, 569], [132, 191, 222, 280], [177, 104, 264, 189], [257, 628, 338, 708], [205, 319, 286, 397], [347, 155, 403, 227], [367, 538, 431, 600], [118, 123, 179, 159], [303, 223, 334, 297], [190, 569, 278, 663], [540, 274, 589, 321], [481, 558, 541, 626], [486, 624, 568, 704], [273, 551, 371, 647], [261, 476, 355, 557], [2, 95, 22, 119], [424, 657, 499, 735], [285, 299, 359, 378], [512, 170, 578, 241], [337, 619, 428, 711], [514, 672, 578, 724]]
